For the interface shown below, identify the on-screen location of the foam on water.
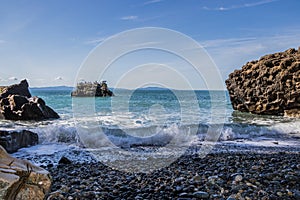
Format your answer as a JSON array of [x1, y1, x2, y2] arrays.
[[17, 115, 300, 150], [2, 88, 299, 164]]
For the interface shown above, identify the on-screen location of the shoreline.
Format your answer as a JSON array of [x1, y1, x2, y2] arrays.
[[42, 144, 300, 200]]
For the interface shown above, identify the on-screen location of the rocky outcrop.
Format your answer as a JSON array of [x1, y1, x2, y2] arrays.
[[0, 80, 59, 120], [226, 47, 300, 117], [0, 79, 31, 99], [0, 145, 51, 200], [71, 81, 114, 97], [0, 130, 38, 153]]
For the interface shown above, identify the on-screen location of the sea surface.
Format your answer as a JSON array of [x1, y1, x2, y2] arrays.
[[3, 88, 300, 169]]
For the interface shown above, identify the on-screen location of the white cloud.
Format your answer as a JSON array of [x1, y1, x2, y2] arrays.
[[8, 77, 18, 81], [143, 0, 163, 5], [202, 0, 279, 11], [120, 15, 138, 20], [202, 33, 300, 55], [201, 31, 300, 79], [201, 37, 257, 48], [55, 76, 63, 81]]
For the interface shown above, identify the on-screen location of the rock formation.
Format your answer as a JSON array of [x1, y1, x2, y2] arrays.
[[0, 79, 31, 99], [0, 145, 51, 200], [226, 47, 300, 117], [0, 80, 59, 120], [0, 130, 38, 153], [71, 81, 114, 97]]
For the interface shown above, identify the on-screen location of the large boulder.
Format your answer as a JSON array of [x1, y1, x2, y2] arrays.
[[0, 80, 59, 120], [0, 145, 51, 199], [226, 47, 300, 117], [0, 130, 38, 153]]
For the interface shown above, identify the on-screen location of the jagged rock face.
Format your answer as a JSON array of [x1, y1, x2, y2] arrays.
[[0, 130, 38, 153], [0, 80, 59, 120], [0, 79, 31, 99], [0, 145, 51, 200], [226, 47, 300, 117]]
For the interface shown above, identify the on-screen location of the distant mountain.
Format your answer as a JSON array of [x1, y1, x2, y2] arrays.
[[30, 86, 73, 91], [136, 87, 170, 91]]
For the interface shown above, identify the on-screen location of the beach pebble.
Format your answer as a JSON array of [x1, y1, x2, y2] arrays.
[[293, 190, 300, 199], [234, 175, 243, 182], [192, 191, 209, 199], [58, 156, 72, 165], [208, 175, 218, 184], [179, 192, 190, 197], [176, 186, 183, 192], [175, 177, 185, 183], [192, 174, 201, 182], [226, 196, 236, 200]]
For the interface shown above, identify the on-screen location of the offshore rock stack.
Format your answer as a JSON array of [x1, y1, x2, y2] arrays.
[[226, 47, 300, 117], [71, 81, 114, 97]]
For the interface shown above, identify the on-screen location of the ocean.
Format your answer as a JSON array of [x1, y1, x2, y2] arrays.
[[5, 88, 300, 171]]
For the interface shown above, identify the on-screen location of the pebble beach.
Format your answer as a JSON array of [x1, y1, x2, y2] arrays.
[[44, 145, 300, 200]]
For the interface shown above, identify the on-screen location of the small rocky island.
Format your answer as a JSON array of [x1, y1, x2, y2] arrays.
[[71, 80, 114, 97], [226, 47, 300, 117]]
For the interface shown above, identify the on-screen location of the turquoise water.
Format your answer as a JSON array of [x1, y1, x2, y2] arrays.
[[27, 88, 299, 144], [1, 88, 299, 157], [3, 87, 299, 168]]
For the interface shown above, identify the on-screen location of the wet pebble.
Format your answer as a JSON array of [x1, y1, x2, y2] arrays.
[[193, 191, 209, 199]]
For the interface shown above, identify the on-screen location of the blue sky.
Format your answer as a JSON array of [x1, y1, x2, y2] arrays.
[[0, 0, 299, 89]]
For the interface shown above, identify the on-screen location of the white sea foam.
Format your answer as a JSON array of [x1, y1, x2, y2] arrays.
[[2, 89, 299, 163]]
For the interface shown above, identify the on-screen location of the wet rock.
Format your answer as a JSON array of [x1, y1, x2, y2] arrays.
[[0, 145, 51, 199], [226, 47, 300, 117], [58, 156, 72, 165], [0, 130, 38, 153], [0, 80, 59, 120]]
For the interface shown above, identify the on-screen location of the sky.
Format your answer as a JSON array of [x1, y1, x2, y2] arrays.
[[0, 0, 300, 89]]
